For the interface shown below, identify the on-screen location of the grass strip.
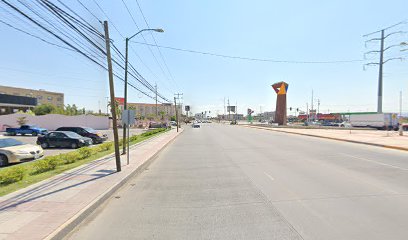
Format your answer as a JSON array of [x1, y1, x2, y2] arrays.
[[0, 128, 169, 196]]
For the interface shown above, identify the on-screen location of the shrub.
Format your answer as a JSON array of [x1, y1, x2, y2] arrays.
[[99, 142, 113, 151], [0, 166, 25, 185], [60, 152, 81, 164], [31, 156, 58, 175], [78, 147, 92, 159]]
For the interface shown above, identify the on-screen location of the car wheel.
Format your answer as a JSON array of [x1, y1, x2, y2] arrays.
[[32, 132, 38, 136], [71, 143, 78, 149], [40, 142, 49, 149], [0, 154, 8, 167]]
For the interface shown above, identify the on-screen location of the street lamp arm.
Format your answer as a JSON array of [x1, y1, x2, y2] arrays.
[[128, 28, 164, 40]]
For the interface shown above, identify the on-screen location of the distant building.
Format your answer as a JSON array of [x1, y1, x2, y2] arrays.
[[115, 98, 181, 119], [0, 85, 64, 108], [0, 86, 64, 115]]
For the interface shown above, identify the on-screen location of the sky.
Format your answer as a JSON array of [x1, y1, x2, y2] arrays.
[[1, 0, 408, 116]]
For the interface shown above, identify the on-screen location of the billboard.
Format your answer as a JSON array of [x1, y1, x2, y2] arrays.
[[227, 106, 236, 113], [115, 97, 125, 105]]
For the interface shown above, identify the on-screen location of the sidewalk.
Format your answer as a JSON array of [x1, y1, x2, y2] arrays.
[[0, 129, 182, 240], [245, 125, 408, 151]]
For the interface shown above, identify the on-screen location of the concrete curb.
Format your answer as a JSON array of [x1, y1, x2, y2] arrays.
[[46, 129, 183, 240], [244, 125, 408, 152]]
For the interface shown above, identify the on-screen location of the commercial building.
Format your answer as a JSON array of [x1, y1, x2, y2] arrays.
[[0, 85, 64, 108], [0, 94, 37, 115], [115, 98, 181, 119]]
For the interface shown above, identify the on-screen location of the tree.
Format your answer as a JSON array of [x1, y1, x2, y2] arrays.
[[170, 115, 176, 121], [16, 116, 28, 126], [107, 100, 121, 118], [33, 104, 55, 115], [159, 111, 165, 120]]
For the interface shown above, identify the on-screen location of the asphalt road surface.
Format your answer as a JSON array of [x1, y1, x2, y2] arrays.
[[68, 124, 408, 240]]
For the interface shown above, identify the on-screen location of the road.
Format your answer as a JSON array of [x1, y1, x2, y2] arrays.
[[68, 124, 408, 240], [1, 128, 146, 158]]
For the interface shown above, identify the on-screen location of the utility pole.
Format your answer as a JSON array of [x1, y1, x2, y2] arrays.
[[311, 90, 314, 121], [122, 37, 129, 155], [174, 93, 183, 128], [306, 102, 309, 123], [174, 97, 179, 132], [228, 98, 230, 121], [155, 83, 158, 118], [224, 97, 226, 120], [364, 24, 404, 113], [106, 97, 109, 115], [104, 21, 121, 172], [378, 30, 385, 113], [400, 90, 403, 117], [317, 99, 320, 115]]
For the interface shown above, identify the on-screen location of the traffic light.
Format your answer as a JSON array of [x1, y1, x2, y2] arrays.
[[289, 107, 292, 111], [296, 108, 299, 112]]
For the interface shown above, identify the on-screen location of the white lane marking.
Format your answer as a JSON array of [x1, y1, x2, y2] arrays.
[[342, 153, 408, 171], [264, 172, 275, 181]]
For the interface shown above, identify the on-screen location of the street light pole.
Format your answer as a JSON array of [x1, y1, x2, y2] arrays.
[[122, 28, 164, 154]]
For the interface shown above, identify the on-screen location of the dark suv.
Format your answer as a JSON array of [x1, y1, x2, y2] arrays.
[[55, 127, 108, 144]]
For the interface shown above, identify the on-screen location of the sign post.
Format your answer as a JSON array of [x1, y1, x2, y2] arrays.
[[121, 110, 136, 165]]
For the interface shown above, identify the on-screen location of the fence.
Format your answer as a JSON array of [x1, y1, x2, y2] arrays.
[[0, 113, 109, 131]]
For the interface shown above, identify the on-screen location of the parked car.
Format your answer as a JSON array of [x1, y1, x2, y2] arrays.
[[149, 122, 168, 129], [55, 127, 107, 144], [230, 120, 237, 125], [37, 131, 93, 149], [0, 137, 44, 167], [169, 121, 177, 126], [6, 125, 48, 136], [192, 122, 200, 128]]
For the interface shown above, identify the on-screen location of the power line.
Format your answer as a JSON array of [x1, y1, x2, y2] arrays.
[[131, 41, 364, 64], [120, 0, 175, 90], [134, 0, 179, 90], [0, 19, 73, 51]]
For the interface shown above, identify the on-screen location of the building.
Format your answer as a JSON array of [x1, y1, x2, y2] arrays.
[[217, 114, 244, 121], [0, 94, 37, 115], [0, 85, 64, 108], [115, 98, 181, 119]]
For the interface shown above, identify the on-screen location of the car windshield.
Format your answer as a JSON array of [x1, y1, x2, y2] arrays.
[[83, 127, 97, 133], [64, 132, 83, 138], [0, 138, 24, 148]]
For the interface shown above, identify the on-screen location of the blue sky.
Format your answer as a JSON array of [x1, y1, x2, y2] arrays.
[[1, 0, 408, 115]]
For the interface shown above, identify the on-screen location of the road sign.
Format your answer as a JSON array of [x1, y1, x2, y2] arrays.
[[121, 110, 136, 125], [185, 105, 190, 111]]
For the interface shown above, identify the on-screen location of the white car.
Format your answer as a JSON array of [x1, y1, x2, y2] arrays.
[[339, 121, 352, 128], [0, 137, 44, 167], [192, 121, 200, 128]]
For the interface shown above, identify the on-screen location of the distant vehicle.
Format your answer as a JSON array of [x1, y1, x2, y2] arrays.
[[192, 122, 200, 128], [0, 137, 44, 167], [55, 127, 107, 144], [321, 121, 339, 127], [339, 121, 352, 128], [304, 121, 321, 126], [349, 113, 399, 130], [402, 123, 408, 131], [169, 121, 177, 126], [6, 125, 48, 136], [37, 131, 92, 149], [230, 120, 237, 125]]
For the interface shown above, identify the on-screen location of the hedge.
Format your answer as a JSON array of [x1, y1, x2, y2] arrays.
[[0, 128, 167, 186], [0, 166, 24, 185]]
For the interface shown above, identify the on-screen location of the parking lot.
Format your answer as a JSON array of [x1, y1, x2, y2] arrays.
[[1, 128, 146, 159]]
